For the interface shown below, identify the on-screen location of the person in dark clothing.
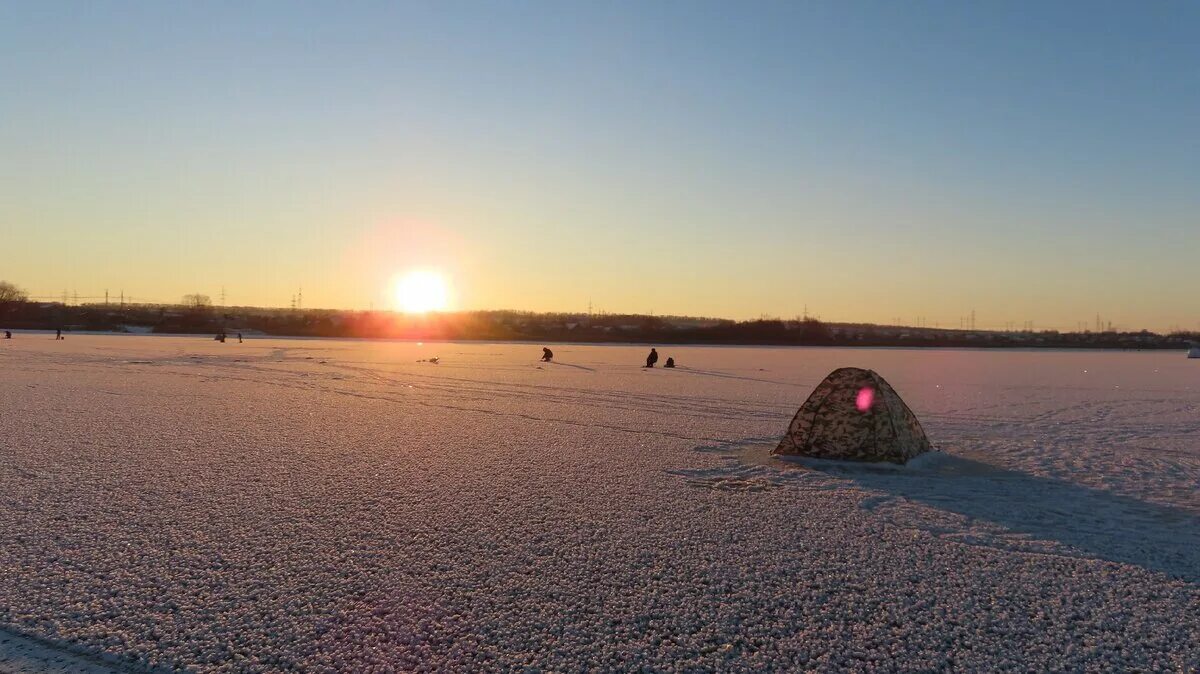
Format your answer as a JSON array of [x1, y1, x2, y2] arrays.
[[55, 329, 63, 340], [237, 333, 243, 343], [664, 357, 675, 368], [541, 347, 554, 362], [645, 348, 659, 368], [4, 331, 11, 339]]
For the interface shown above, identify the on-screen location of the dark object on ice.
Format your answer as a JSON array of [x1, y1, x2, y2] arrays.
[[541, 347, 553, 362], [238, 333, 243, 343], [664, 357, 675, 368], [4, 331, 10, 339], [773, 367, 931, 464], [645, 348, 658, 368], [55, 329, 63, 340], [215, 333, 226, 343]]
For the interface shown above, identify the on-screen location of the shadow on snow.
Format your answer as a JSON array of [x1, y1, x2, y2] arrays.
[[798, 453, 1200, 584]]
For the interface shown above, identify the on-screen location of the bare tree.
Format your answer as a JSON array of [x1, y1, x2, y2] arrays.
[[182, 293, 212, 309], [0, 281, 28, 304]]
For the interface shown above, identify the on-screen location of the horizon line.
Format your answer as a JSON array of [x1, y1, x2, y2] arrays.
[[14, 297, 1195, 336]]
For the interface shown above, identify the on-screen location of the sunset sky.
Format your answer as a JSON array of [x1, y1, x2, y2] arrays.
[[2, 2, 1197, 331]]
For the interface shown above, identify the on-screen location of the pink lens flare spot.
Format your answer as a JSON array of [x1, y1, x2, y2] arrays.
[[855, 387, 875, 412]]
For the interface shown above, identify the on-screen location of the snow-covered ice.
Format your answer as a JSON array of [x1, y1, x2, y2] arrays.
[[1, 335, 1198, 672]]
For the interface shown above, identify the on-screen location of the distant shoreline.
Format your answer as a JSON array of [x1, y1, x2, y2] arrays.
[[4, 328, 1191, 353], [3, 302, 1195, 352]]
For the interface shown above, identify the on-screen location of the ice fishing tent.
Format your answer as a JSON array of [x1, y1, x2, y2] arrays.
[[772, 367, 932, 464], [1189, 343, 1200, 359]]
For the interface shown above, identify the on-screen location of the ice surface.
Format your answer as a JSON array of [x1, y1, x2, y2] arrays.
[[1, 335, 1198, 671]]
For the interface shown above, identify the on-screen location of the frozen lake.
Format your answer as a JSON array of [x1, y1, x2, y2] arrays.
[[1, 334, 1198, 671]]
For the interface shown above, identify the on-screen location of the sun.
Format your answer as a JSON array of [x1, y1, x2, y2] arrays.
[[393, 270, 451, 313]]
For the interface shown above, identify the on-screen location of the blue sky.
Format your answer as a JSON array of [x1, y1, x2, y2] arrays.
[[2, 1, 1197, 330]]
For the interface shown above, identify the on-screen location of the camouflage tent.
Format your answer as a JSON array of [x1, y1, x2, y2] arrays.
[[772, 367, 931, 464]]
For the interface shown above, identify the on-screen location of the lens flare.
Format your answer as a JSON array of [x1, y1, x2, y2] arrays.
[[855, 386, 875, 412]]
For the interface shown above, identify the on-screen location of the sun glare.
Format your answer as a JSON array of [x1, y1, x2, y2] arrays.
[[394, 270, 451, 313]]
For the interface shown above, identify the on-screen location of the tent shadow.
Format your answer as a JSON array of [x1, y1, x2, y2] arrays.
[[796, 454, 1200, 583]]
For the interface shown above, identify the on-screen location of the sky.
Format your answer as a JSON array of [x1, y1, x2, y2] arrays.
[[2, 1, 1197, 331]]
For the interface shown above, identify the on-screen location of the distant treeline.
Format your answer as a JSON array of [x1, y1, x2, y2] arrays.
[[1, 297, 1196, 350]]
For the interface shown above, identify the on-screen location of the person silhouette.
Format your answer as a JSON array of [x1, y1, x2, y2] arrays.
[[4, 331, 10, 339], [541, 347, 553, 362], [55, 329, 63, 340], [645, 348, 659, 368], [664, 357, 675, 368], [237, 333, 243, 343]]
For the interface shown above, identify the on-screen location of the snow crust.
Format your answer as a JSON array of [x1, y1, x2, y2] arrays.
[[1, 336, 1198, 671]]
